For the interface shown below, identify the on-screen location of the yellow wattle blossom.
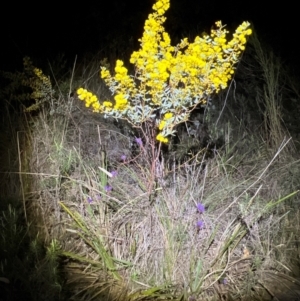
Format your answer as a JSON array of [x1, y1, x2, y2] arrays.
[[114, 93, 128, 110], [158, 120, 166, 130], [77, 0, 252, 144], [77, 88, 101, 111], [103, 101, 112, 107], [21, 57, 54, 112], [156, 133, 168, 143], [101, 69, 110, 79], [164, 112, 173, 120]]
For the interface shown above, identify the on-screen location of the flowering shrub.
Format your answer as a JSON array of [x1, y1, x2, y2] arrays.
[[2, 57, 54, 112], [22, 57, 54, 112], [77, 0, 251, 143]]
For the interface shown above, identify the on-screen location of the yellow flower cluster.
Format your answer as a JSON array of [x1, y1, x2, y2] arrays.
[[156, 112, 173, 142], [158, 112, 173, 130], [22, 57, 54, 112], [156, 133, 168, 143], [114, 93, 128, 110], [77, 88, 102, 112], [77, 0, 251, 143], [77, 88, 130, 113], [153, 0, 170, 15], [33, 68, 52, 87]]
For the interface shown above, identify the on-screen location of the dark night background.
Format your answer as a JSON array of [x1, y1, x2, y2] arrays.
[[1, 0, 299, 76]]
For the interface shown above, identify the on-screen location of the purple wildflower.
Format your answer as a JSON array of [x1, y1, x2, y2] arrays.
[[87, 196, 93, 204], [135, 137, 143, 146], [121, 154, 127, 162], [196, 203, 205, 213], [96, 194, 101, 200], [110, 170, 118, 177], [196, 220, 204, 229], [221, 278, 228, 285], [104, 185, 112, 192]]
